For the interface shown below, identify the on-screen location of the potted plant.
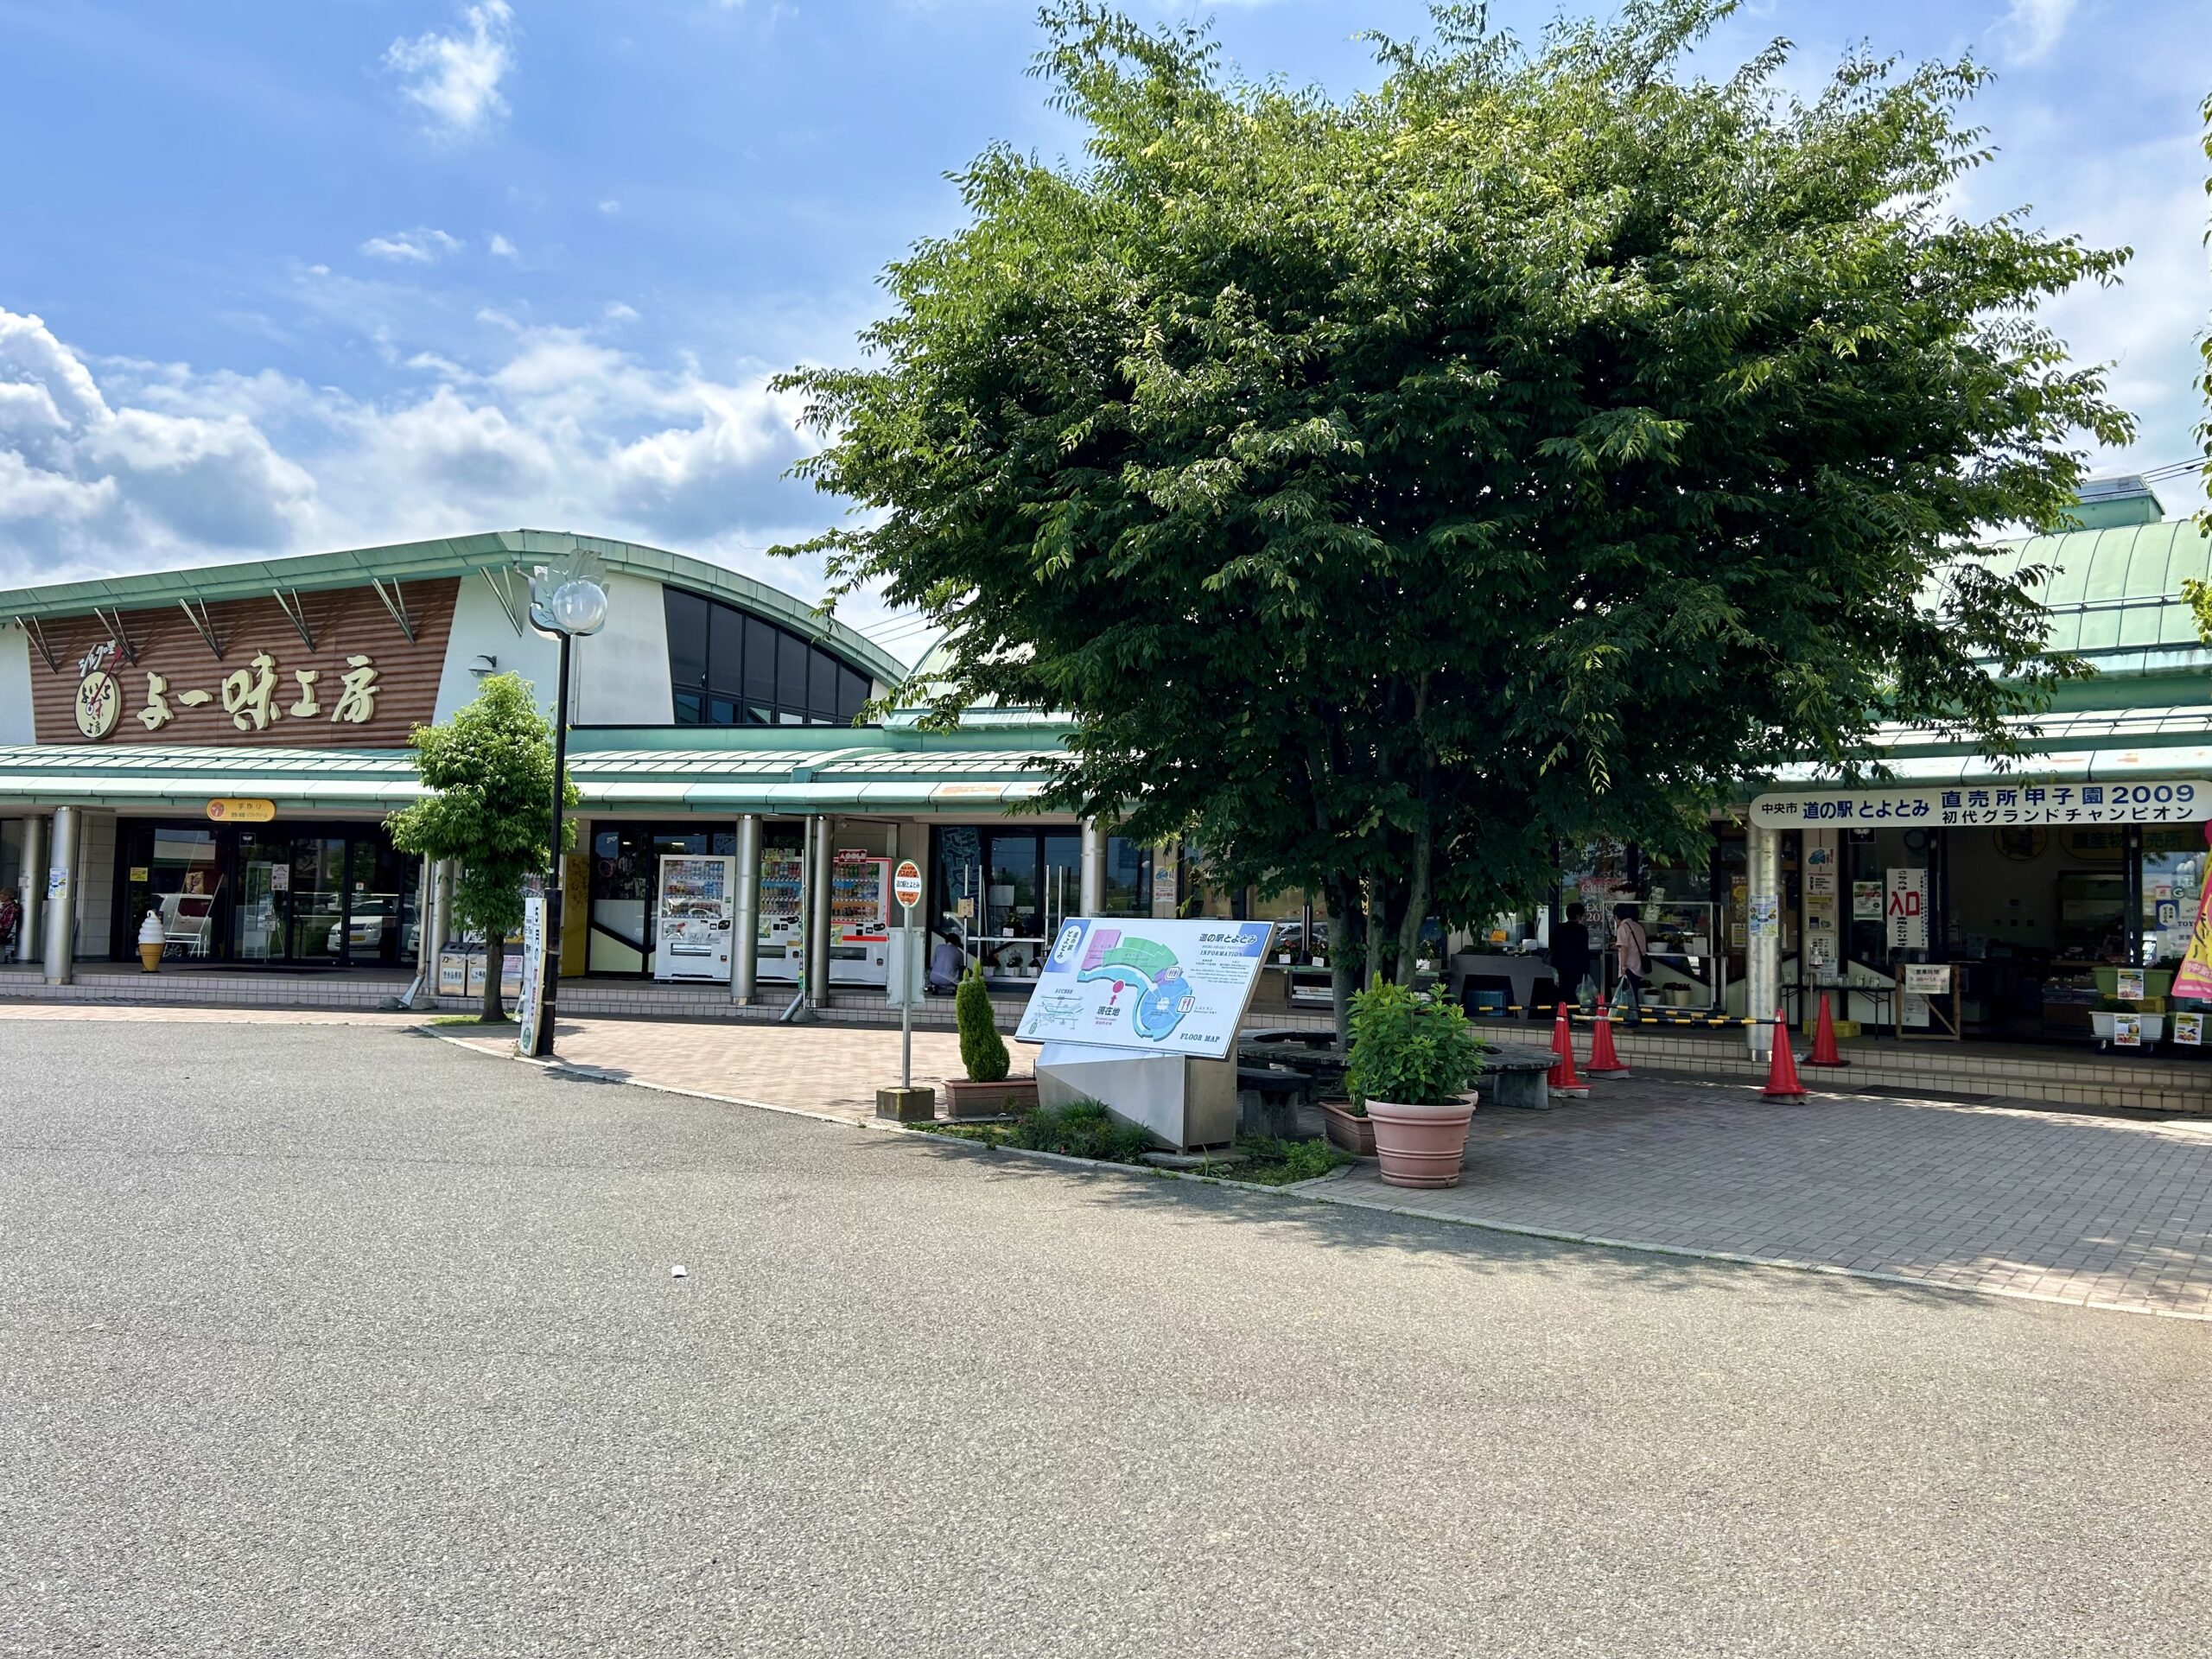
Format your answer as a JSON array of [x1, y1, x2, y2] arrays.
[[943, 963, 1039, 1117], [1344, 979, 1485, 1188]]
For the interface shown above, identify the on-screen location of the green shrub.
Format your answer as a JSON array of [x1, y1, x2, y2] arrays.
[[956, 962, 1010, 1082], [1344, 979, 1485, 1108], [1011, 1100, 1151, 1163], [1225, 1135, 1354, 1185]]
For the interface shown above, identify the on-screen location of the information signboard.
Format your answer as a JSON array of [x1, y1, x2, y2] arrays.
[[515, 892, 545, 1057], [1751, 780, 2211, 830], [1014, 918, 1274, 1060], [1885, 868, 1929, 951]]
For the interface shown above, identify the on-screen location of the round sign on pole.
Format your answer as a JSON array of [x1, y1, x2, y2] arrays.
[[893, 860, 924, 911]]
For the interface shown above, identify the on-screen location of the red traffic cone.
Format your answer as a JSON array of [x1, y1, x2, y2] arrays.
[[1584, 996, 1630, 1077], [1548, 1001, 1589, 1096], [1806, 992, 1847, 1068], [1761, 1009, 1807, 1099]]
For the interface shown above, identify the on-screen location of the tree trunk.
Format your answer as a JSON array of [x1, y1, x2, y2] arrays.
[[481, 948, 505, 1022], [1325, 874, 1363, 1048], [1395, 819, 1433, 988]]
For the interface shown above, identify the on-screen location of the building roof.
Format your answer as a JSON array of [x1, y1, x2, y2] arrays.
[[0, 728, 1064, 815], [1981, 518, 2212, 678], [0, 528, 912, 687]]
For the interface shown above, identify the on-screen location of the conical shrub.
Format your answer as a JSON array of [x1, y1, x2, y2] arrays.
[[956, 962, 1009, 1083]]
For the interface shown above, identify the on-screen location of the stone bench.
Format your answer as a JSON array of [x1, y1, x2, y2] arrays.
[[1478, 1046, 1557, 1111], [1237, 1065, 1316, 1138]]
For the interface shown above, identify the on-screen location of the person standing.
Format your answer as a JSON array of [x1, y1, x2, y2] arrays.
[[1612, 903, 1649, 1020], [1549, 903, 1593, 1009]]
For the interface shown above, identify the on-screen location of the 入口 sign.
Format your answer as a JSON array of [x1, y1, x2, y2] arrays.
[[1885, 868, 1929, 951], [1752, 780, 2210, 830]]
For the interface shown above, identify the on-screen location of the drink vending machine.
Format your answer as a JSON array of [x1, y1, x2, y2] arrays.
[[756, 849, 893, 987]]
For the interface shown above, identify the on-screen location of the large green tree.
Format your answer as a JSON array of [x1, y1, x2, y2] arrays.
[[780, 0, 2132, 1032], [387, 672, 576, 1021]]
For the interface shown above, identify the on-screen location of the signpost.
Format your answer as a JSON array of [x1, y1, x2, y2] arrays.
[[514, 889, 546, 1058], [893, 859, 923, 1090]]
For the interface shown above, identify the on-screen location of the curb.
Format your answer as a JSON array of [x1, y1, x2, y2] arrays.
[[419, 1027, 2211, 1325]]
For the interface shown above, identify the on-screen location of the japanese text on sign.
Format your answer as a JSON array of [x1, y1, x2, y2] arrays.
[[123, 651, 378, 735], [1751, 781, 2210, 830]]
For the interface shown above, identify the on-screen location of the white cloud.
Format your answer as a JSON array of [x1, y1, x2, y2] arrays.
[[1994, 0, 2078, 65], [383, 1, 517, 137], [0, 304, 830, 591], [603, 301, 640, 323], [359, 227, 464, 264], [487, 232, 519, 259], [597, 198, 621, 215]]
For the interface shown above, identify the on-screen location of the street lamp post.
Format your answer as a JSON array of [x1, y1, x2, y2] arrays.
[[529, 565, 608, 1059]]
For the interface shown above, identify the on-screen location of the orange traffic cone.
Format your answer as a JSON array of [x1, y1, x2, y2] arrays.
[[1761, 1009, 1806, 1099], [1584, 996, 1630, 1077], [1548, 1001, 1589, 1096], [1806, 993, 1847, 1067]]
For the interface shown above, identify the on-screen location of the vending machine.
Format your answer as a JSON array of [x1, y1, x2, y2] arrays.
[[830, 853, 892, 988], [756, 844, 807, 982], [653, 855, 736, 982]]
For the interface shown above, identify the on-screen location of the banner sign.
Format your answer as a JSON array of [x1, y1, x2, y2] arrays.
[[1014, 918, 1274, 1059], [1903, 963, 1952, 994], [1752, 780, 2210, 830], [2174, 826, 2212, 1003], [514, 893, 546, 1057], [1885, 868, 1929, 951]]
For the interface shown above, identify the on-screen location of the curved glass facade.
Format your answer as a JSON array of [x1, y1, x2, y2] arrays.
[[664, 586, 872, 727]]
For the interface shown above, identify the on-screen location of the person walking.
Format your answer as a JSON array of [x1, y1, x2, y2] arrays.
[[1549, 902, 1593, 1010], [1612, 903, 1649, 1020]]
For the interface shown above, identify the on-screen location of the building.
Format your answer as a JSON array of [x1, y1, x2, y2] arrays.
[[3, 494, 2208, 1063], [0, 531, 1154, 1016]]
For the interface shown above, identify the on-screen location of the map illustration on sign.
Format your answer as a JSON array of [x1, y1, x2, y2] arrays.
[[1015, 918, 1274, 1060]]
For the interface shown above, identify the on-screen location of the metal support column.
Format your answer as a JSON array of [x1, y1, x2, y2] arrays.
[[731, 814, 762, 1005], [43, 805, 78, 986], [1079, 819, 1108, 918], [1746, 822, 1779, 1057], [804, 815, 834, 1007], [16, 814, 47, 965]]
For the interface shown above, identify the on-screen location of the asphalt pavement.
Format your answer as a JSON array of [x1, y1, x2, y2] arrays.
[[3, 1020, 2209, 1658]]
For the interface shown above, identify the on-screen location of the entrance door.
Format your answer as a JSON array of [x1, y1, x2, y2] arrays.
[[981, 832, 1041, 976], [286, 838, 349, 966]]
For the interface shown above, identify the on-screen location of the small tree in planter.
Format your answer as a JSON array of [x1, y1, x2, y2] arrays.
[[1344, 981, 1486, 1189], [944, 963, 1038, 1118]]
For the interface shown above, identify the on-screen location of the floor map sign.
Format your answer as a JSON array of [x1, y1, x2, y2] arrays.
[[1015, 918, 1274, 1059]]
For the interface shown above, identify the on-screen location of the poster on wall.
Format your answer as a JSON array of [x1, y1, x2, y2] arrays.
[[1852, 880, 1882, 921], [1014, 918, 1274, 1060], [1902, 991, 1930, 1028], [1903, 963, 1952, 995], [2112, 1013, 2143, 1049], [2175, 1012, 2203, 1047], [2115, 969, 2146, 1002]]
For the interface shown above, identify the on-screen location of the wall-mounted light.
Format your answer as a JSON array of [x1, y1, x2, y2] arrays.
[[468, 654, 498, 677]]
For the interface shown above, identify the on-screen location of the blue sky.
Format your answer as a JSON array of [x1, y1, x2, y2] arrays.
[[1, 0, 2207, 659]]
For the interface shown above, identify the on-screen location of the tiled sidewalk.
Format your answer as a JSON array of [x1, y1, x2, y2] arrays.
[[1328, 1078, 2212, 1319], [439, 1015, 973, 1124]]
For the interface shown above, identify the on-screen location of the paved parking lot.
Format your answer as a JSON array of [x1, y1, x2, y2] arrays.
[[5, 1017, 2211, 1658]]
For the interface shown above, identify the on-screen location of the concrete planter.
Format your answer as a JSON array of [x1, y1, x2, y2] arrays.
[[1365, 1095, 1478, 1189], [944, 1077, 1039, 1119], [1319, 1101, 1376, 1157]]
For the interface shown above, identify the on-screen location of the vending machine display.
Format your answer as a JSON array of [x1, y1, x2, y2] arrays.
[[754, 849, 894, 987], [654, 855, 735, 982], [757, 846, 807, 980]]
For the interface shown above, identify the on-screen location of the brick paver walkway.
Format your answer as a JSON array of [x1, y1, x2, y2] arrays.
[[438, 1015, 973, 1125], [1331, 1078, 2212, 1319]]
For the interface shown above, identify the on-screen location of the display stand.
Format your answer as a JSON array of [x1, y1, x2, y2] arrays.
[[1896, 961, 1961, 1041]]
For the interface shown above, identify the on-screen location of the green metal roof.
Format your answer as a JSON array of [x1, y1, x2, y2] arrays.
[[0, 729, 1066, 815], [1981, 518, 2212, 677], [0, 528, 911, 687]]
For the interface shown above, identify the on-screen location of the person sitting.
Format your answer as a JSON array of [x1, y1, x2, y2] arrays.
[[927, 925, 965, 995]]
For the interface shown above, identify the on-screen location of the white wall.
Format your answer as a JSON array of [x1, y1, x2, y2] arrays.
[[433, 573, 560, 723], [571, 572, 672, 727], [0, 627, 33, 744], [432, 570, 670, 728]]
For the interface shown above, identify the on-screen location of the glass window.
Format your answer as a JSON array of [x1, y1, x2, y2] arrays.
[[837, 667, 869, 726], [708, 601, 747, 703], [809, 648, 839, 723], [2142, 826, 2203, 968], [778, 631, 810, 716], [744, 616, 779, 707], [1100, 836, 1151, 917], [664, 588, 709, 695]]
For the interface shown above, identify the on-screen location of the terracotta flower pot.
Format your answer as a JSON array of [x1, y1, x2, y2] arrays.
[[1365, 1095, 1478, 1189], [1319, 1101, 1377, 1156]]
